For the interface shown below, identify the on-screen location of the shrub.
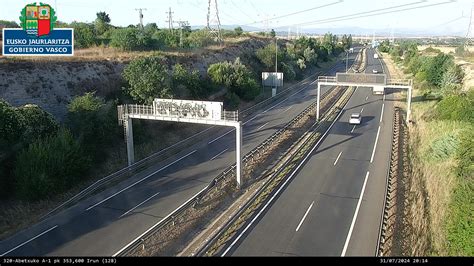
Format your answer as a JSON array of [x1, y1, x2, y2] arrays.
[[14, 129, 90, 200]]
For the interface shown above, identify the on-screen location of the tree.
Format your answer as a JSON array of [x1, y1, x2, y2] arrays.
[[71, 22, 97, 49], [0, 20, 19, 28], [123, 56, 172, 104], [96, 11, 111, 24], [95, 11, 111, 36], [110, 28, 148, 51], [14, 129, 90, 200], [208, 58, 260, 101], [234, 26, 243, 36], [256, 43, 283, 70], [16, 104, 59, 145], [270, 29, 276, 38], [0, 100, 23, 146]]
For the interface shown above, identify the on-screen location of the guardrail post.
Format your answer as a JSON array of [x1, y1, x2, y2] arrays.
[[236, 121, 243, 189], [317, 83, 321, 121], [126, 117, 135, 166]]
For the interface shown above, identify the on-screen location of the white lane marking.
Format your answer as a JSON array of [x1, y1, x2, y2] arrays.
[[365, 96, 369, 101], [1, 225, 58, 256], [113, 185, 209, 257], [208, 129, 235, 145], [256, 122, 270, 131], [380, 103, 385, 123], [296, 201, 315, 232], [86, 150, 197, 211], [119, 192, 161, 218], [334, 151, 343, 166], [383, 93, 386, 102], [370, 126, 381, 163], [221, 95, 349, 257], [210, 148, 229, 161], [360, 107, 364, 114], [285, 106, 293, 112], [341, 171, 370, 257], [243, 116, 258, 126], [351, 125, 357, 133]]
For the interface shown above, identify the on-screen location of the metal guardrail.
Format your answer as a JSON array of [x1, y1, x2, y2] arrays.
[[115, 48, 365, 256], [115, 86, 339, 256], [196, 87, 353, 257]]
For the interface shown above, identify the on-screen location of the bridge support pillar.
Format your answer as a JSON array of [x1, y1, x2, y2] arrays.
[[236, 122, 243, 189], [317, 83, 321, 121], [126, 117, 135, 166]]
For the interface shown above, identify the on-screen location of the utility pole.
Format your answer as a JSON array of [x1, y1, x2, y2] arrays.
[[346, 51, 349, 73], [166, 7, 174, 33], [135, 8, 147, 29], [274, 37, 278, 96], [175, 20, 189, 47]]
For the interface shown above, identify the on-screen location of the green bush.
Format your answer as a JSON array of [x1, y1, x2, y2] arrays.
[[14, 129, 90, 201], [17, 104, 59, 144], [456, 129, 474, 179], [208, 58, 260, 101], [0, 99, 23, 146], [71, 22, 97, 49], [67, 93, 120, 160], [224, 92, 240, 110], [123, 56, 172, 104], [436, 91, 474, 123], [110, 28, 151, 51], [187, 30, 215, 48]]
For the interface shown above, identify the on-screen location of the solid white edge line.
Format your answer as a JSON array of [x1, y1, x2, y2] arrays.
[[242, 116, 258, 125], [341, 171, 370, 257], [221, 93, 350, 257], [1, 225, 58, 256], [295, 201, 315, 232], [86, 150, 197, 211], [112, 185, 209, 257], [256, 122, 270, 131], [208, 129, 235, 145], [285, 106, 293, 112], [334, 151, 343, 166], [210, 148, 229, 161], [351, 125, 357, 134], [370, 126, 381, 164], [119, 192, 161, 218], [360, 107, 364, 114], [380, 103, 385, 123]]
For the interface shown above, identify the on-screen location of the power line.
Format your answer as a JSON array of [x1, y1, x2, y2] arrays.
[[242, 0, 343, 26], [276, 0, 457, 29]]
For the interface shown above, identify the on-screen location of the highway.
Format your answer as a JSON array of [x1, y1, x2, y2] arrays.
[[0, 48, 362, 256], [224, 48, 394, 256]]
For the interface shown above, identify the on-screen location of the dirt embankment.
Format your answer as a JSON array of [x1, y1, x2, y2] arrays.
[[0, 37, 270, 120]]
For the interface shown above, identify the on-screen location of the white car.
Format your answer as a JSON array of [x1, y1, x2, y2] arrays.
[[349, 113, 362, 125], [372, 69, 378, 74]]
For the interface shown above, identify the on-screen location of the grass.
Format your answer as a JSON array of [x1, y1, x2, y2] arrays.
[[384, 52, 473, 256]]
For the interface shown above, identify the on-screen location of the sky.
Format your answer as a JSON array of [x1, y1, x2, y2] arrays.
[[0, 0, 472, 36]]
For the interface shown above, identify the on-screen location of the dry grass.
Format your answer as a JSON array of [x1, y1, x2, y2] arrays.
[[382, 53, 467, 256]]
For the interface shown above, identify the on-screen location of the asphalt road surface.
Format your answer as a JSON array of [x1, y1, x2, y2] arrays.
[[225, 48, 394, 256], [0, 48, 363, 256]]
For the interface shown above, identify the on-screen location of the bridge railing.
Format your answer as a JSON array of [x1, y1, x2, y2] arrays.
[[387, 79, 412, 87], [317, 76, 337, 83]]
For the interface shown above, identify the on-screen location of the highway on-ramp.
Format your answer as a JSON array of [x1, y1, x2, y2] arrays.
[[224, 48, 394, 256], [0, 48, 362, 256]]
